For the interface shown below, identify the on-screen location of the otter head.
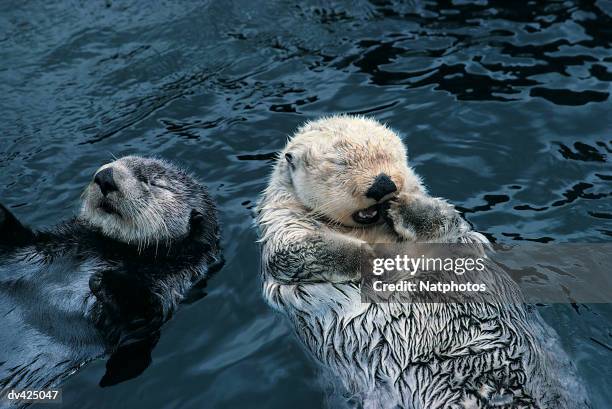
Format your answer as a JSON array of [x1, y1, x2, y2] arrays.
[[282, 116, 424, 227], [80, 156, 216, 247]]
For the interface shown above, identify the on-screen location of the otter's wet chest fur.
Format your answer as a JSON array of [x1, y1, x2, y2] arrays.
[[0, 243, 109, 398], [264, 278, 576, 409]]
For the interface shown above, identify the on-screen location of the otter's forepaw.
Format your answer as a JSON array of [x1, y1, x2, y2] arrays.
[[387, 193, 468, 241], [0, 203, 14, 230], [0, 204, 7, 226], [89, 272, 118, 312], [386, 200, 417, 241], [0, 203, 35, 245]]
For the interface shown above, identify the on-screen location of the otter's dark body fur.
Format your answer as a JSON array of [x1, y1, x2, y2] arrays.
[[0, 200, 219, 403]]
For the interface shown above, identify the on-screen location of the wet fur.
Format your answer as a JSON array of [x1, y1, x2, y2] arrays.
[[257, 116, 589, 409], [0, 157, 219, 404]]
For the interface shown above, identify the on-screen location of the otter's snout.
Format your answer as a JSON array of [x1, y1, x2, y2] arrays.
[[366, 173, 397, 202], [94, 168, 119, 196]]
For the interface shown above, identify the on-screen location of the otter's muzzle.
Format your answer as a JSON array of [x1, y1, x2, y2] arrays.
[[366, 173, 397, 202]]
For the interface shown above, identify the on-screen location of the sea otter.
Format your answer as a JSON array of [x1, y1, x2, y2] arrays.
[[0, 156, 220, 403], [257, 116, 589, 408]]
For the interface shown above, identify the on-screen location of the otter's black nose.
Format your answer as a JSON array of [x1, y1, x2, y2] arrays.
[[366, 173, 397, 201], [94, 168, 118, 196]]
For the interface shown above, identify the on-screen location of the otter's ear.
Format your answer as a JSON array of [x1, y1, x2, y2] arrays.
[[189, 209, 205, 237], [284, 152, 295, 170]]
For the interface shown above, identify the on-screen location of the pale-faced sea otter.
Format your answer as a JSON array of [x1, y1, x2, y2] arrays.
[[257, 115, 589, 409]]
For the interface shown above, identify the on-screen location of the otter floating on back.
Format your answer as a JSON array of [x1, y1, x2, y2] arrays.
[[0, 156, 219, 401], [257, 116, 589, 409]]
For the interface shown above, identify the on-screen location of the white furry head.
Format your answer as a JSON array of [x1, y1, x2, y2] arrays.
[[279, 115, 424, 227], [80, 156, 214, 247]]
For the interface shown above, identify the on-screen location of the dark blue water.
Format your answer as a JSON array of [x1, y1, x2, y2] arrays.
[[1, 1, 611, 408]]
